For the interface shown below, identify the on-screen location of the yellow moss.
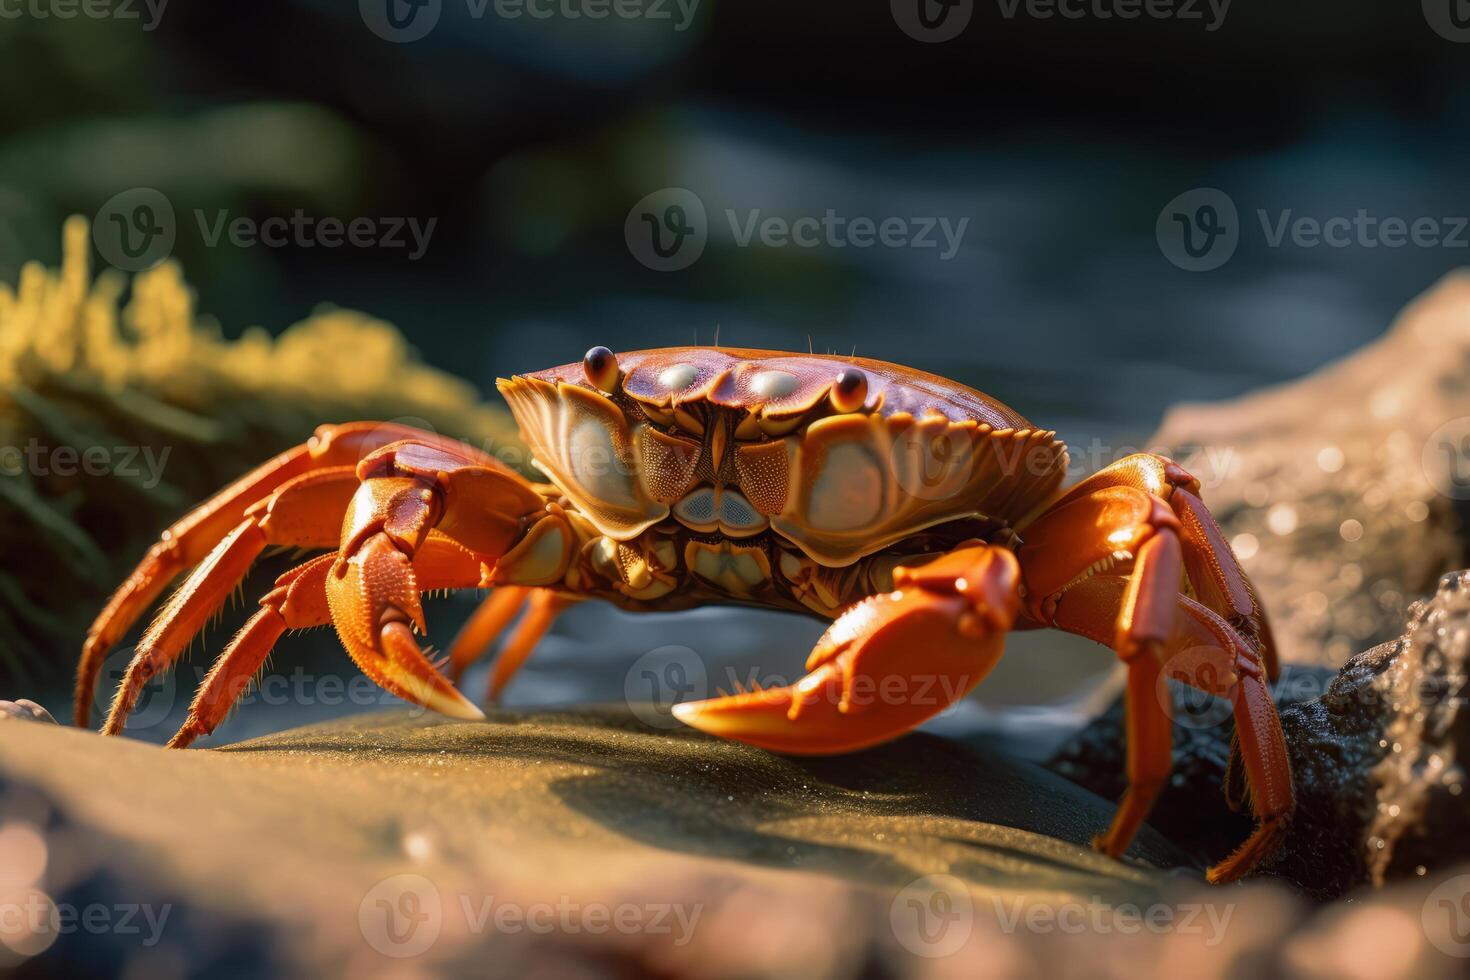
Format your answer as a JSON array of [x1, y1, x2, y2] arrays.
[[0, 216, 522, 684]]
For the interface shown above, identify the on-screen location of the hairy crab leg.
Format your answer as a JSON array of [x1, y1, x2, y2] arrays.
[[100, 466, 363, 735], [166, 534, 487, 749], [673, 543, 1021, 754], [1048, 575, 1294, 884], [1033, 454, 1280, 680], [324, 440, 571, 722], [77, 421, 491, 727]]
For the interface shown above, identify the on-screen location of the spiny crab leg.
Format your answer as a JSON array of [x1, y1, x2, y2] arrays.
[[76, 421, 497, 727], [101, 465, 363, 735], [673, 544, 1021, 754], [1048, 575, 1293, 884], [324, 440, 560, 722], [167, 534, 488, 749]]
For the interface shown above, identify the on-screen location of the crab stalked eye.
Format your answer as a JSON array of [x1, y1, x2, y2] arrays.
[[830, 367, 868, 413], [583, 346, 620, 392]]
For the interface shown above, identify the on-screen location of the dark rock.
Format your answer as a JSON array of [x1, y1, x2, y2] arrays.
[[1049, 571, 1470, 901]]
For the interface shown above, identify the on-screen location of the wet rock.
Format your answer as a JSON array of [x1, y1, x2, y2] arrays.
[[1153, 272, 1470, 668], [1049, 571, 1470, 901]]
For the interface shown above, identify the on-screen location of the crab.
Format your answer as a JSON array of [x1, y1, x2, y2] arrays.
[[75, 346, 1291, 883]]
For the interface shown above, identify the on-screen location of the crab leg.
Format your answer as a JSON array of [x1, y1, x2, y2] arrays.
[[1034, 454, 1280, 680], [1020, 482, 1291, 880], [324, 440, 569, 721], [1048, 575, 1293, 884], [673, 543, 1021, 754], [166, 534, 488, 749], [76, 421, 490, 727], [100, 465, 363, 735]]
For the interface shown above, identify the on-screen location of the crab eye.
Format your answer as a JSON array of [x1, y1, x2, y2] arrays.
[[583, 346, 619, 392], [830, 367, 868, 413]]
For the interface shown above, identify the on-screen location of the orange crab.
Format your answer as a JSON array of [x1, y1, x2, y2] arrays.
[[76, 346, 1291, 883]]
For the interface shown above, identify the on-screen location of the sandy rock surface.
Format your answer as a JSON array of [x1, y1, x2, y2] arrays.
[[1, 708, 1184, 976]]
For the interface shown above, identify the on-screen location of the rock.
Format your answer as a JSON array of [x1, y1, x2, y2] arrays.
[[1050, 571, 1470, 901], [1152, 272, 1470, 668], [0, 698, 56, 724], [0, 708, 1188, 975]]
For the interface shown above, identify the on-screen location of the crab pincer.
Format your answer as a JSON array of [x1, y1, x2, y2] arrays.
[[673, 545, 1020, 754]]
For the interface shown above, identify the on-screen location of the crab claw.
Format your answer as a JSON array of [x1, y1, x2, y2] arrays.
[[326, 531, 484, 721], [672, 545, 1020, 754]]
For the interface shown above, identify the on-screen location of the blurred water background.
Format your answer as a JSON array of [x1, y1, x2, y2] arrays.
[[3, 1, 1469, 748]]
